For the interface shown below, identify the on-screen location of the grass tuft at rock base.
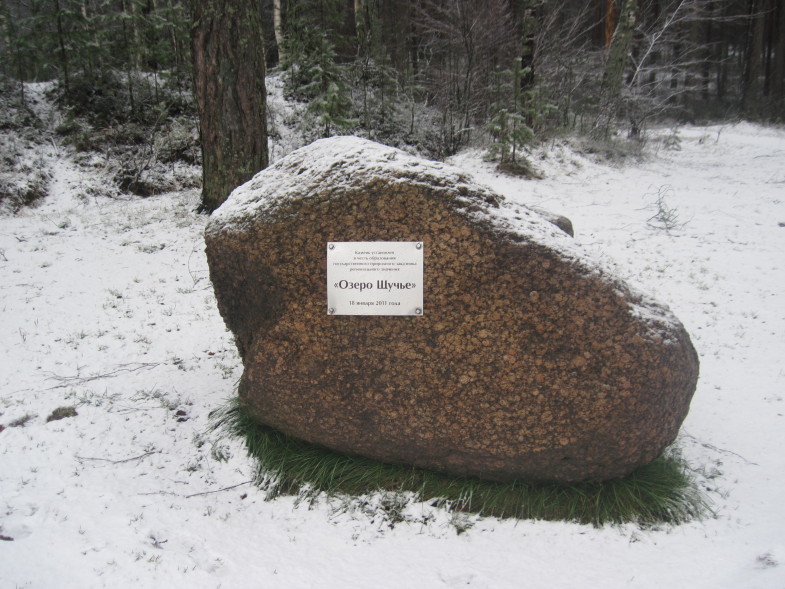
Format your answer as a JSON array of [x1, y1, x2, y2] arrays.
[[211, 397, 712, 527]]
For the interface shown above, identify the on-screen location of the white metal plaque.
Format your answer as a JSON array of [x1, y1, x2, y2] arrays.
[[327, 241, 424, 316]]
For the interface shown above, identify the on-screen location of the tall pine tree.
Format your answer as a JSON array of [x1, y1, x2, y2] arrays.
[[191, 0, 269, 213]]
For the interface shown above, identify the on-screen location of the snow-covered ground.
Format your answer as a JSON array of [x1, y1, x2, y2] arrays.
[[1, 122, 784, 588]]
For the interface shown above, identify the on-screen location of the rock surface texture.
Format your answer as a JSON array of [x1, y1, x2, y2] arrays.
[[205, 137, 699, 483]]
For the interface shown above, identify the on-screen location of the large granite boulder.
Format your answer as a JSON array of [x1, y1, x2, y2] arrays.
[[205, 136, 699, 483]]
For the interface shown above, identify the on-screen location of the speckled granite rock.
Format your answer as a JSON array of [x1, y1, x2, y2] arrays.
[[204, 136, 699, 483]]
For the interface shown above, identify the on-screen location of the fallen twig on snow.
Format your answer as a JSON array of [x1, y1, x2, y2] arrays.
[[76, 450, 157, 464], [45, 362, 162, 389], [184, 480, 253, 499]]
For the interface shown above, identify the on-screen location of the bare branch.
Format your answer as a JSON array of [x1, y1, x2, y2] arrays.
[[76, 451, 157, 464], [44, 362, 162, 389], [184, 480, 253, 498]]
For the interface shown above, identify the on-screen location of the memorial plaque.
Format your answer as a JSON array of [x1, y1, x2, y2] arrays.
[[327, 241, 424, 316]]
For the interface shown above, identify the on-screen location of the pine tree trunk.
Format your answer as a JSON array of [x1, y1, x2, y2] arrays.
[[601, 0, 637, 102], [595, 0, 638, 137], [605, 0, 617, 50], [130, 0, 142, 70], [354, 0, 363, 31], [716, 0, 730, 103], [191, 0, 269, 213], [1, 3, 25, 102], [350, 0, 365, 59], [166, 0, 183, 71], [1, 3, 13, 79], [273, 0, 284, 65], [520, 2, 537, 91], [701, 1, 715, 103], [742, 0, 764, 118], [344, 0, 357, 49], [380, 0, 410, 75], [770, 0, 784, 115], [53, 0, 71, 97]]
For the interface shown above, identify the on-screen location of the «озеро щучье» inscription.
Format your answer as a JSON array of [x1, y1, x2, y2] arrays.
[[327, 241, 424, 316]]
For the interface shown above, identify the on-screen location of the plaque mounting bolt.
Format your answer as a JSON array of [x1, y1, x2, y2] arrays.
[[328, 243, 335, 250], [328, 307, 335, 315], [415, 308, 423, 315], [416, 242, 423, 249]]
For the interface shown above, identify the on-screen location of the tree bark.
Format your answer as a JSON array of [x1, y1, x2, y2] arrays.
[[605, 0, 617, 50], [601, 0, 637, 103], [595, 0, 638, 136], [742, 0, 764, 118], [53, 0, 71, 97], [353, 0, 364, 50], [520, 2, 537, 91], [0, 5, 9, 79], [701, 1, 715, 103], [380, 0, 411, 75], [773, 0, 785, 114], [191, 0, 269, 213], [130, 0, 142, 70], [273, 0, 284, 65]]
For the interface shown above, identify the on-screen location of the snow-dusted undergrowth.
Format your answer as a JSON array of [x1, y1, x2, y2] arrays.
[[1, 117, 785, 587]]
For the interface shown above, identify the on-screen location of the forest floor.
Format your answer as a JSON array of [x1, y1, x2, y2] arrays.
[[1, 86, 785, 587]]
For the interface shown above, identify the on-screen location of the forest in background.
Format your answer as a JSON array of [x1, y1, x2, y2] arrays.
[[1, 0, 784, 208]]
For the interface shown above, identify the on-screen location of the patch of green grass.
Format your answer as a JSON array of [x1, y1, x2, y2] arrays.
[[46, 406, 78, 422], [8, 413, 35, 428], [211, 398, 712, 527]]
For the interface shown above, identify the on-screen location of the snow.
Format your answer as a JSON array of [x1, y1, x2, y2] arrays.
[[2, 122, 785, 588], [208, 135, 495, 231]]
